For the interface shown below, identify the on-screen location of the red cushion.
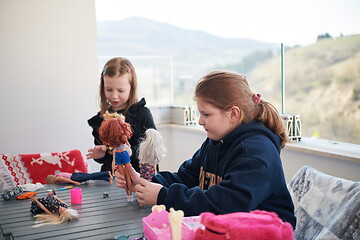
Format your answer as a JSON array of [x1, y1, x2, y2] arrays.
[[1, 149, 87, 186]]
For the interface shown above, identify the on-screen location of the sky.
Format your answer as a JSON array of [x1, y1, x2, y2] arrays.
[[95, 0, 360, 46]]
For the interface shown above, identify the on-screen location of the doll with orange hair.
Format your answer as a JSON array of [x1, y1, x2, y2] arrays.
[[98, 111, 133, 201]]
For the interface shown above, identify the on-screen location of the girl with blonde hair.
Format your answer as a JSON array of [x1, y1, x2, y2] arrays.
[[87, 57, 156, 173]]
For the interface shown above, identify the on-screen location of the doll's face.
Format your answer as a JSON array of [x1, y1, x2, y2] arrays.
[[104, 73, 131, 111], [197, 97, 234, 141], [47, 176, 56, 184]]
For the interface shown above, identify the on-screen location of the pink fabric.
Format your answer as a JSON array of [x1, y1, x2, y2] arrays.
[[55, 172, 72, 184], [195, 210, 294, 240]]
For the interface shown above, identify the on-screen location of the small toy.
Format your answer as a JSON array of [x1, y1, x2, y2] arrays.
[[99, 111, 133, 201], [59, 186, 73, 191], [142, 205, 202, 240], [169, 208, 184, 240], [103, 192, 109, 198], [47, 186, 73, 194]]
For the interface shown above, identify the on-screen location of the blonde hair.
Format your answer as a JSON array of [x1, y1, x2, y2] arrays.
[[46, 175, 55, 184], [33, 208, 78, 227], [99, 57, 138, 115], [195, 71, 288, 148], [138, 129, 166, 165]]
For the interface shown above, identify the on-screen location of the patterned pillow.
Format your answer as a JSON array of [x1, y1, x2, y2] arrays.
[[0, 154, 30, 189], [0, 149, 87, 186]]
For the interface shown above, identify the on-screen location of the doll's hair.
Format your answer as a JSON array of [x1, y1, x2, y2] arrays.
[[99, 113, 133, 148], [195, 71, 288, 148], [33, 208, 79, 227], [138, 129, 166, 165], [99, 57, 138, 115], [46, 175, 55, 184]]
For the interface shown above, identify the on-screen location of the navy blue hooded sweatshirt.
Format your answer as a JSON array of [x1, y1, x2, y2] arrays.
[[152, 120, 296, 229]]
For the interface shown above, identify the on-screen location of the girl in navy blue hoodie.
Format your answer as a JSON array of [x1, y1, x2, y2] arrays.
[[115, 71, 296, 229]]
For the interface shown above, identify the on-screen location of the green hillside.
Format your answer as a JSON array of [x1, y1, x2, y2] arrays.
[[248, 35, 360, 144]]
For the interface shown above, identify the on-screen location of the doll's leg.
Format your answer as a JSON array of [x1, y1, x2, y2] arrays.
[[88, 171, 111, 181], [112, 155, 116, 176], [124, 163, 133, 201], [71, 173, 91, 182], [117, 164, 130, 200]]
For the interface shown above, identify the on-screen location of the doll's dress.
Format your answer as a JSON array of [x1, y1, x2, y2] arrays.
[[140, 163, 156, 181], [30, 195, 68, 214]]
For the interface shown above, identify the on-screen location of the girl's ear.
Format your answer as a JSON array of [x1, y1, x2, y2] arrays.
[[229, 106, 241, 123]]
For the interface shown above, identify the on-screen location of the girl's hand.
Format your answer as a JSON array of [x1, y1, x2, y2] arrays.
[[86, 145, 107, 159], [134, 178, 163, 206], [114, 166, 140, 191]]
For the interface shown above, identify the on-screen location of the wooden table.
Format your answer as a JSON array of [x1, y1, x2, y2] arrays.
[[0, 181, 151, 240]]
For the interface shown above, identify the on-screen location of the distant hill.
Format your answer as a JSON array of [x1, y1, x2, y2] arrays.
[[247, 35, 360, 144], [97, 17, 277, 72]]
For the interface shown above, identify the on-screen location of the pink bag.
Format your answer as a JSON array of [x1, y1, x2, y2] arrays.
[[195, 210, 294, 240]]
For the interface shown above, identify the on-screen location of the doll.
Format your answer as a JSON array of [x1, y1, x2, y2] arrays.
[[99, 111, 133, 201], [46, 171, 113, 186], [30, 193, 78, 227], [138, 128, 166, 181]]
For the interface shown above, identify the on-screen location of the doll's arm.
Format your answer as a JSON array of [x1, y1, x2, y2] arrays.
[[30, 196, 52, 215], [55, 176, 81, 185]]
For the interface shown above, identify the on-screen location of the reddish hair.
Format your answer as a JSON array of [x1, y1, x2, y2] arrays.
[[195, 71, 288, 148], [99, 117, 133, 148]]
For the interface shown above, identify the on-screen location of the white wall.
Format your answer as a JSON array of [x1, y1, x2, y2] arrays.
[[0, 0, 99, 170], [281, 148, 360, 182], [157, 125, 207, 172]]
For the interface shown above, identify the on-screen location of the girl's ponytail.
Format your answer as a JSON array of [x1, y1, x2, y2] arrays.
[[257, 100, 288, 148]]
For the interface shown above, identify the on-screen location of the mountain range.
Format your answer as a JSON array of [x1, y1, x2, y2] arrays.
[[97, 17, 278, 71]]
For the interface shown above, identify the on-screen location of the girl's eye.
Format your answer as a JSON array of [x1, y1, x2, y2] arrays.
[[202, 113, 210, 117]]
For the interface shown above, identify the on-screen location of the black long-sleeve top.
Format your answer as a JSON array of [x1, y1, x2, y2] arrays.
[[88, 98, 156, 172]]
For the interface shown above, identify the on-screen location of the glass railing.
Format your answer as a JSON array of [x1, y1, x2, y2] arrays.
[[98, 34, 360, 145]]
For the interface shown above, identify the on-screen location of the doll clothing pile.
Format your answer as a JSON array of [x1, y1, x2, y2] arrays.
[[1, 186, 24, 200]]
